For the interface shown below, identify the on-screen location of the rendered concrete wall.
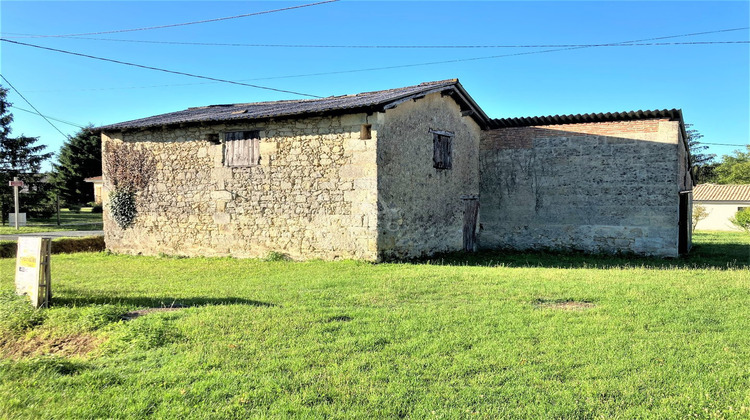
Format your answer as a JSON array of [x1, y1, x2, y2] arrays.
[[694, 201, 749, 231], [376, 92, 481, 259], [479, 119, 687, 257], [102, 113, 378, 260]]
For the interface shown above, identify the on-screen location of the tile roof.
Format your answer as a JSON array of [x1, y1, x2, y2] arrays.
[[84, 176, 103, 182], [693, 184, 750, 202], [491, 109, 683, 128], [99, 79, 490, 131]]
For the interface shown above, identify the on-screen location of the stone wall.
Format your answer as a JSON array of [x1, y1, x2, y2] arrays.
[[479, 119, 688, 257], [102, 113, 378, 260], [376, 92, 482, 259]]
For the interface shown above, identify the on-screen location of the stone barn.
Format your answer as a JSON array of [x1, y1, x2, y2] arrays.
[[98, 79, 693, 260], [99, 80, 489, 260]]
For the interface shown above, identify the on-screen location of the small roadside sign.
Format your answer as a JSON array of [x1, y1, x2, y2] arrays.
[[15, 237, 52, 308], [8, 180, 24, 187]]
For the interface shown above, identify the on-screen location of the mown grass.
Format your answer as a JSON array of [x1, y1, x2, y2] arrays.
[[0, 231, 748, 418], [0, 208, 102, 234]]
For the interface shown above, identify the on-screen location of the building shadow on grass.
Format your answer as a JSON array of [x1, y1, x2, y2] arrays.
[[416, 242, 750, 270], [52, 293, 275, 309]]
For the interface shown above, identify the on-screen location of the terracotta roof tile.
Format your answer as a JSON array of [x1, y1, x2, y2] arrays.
[[693, 184, 750, 201]]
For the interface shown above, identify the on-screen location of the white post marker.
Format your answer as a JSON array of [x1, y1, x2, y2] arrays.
[[15, 237, 52, 308], [9, 177, 24, 230]]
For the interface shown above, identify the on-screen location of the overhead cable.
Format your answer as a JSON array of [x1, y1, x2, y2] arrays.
[[5, 0, 340, 38], [9, 105, 85, 128], [0, 39, 323, 98], [0, 73, 71, 139]]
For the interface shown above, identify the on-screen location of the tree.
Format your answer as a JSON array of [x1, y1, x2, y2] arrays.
[[0, 85, 54, 223], [713, 145, 750, 184], [730, 208, 750, 234], [692, 204, 709, 231], [685, 124, 717, 184], [49, 126, 102, 205]]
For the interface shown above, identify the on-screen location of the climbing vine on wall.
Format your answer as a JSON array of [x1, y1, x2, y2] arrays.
[[103, 142, 155, 229]]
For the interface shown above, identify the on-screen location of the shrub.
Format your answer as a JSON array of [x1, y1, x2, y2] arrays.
[[67, 205, 82, 213], [263, 251, 291, 262], [730, 208, 750, 233], [109, 190, 137, 229], [90, 204, 103, 214], [51, 236, 105, 254], [0, 237, 104, 258]]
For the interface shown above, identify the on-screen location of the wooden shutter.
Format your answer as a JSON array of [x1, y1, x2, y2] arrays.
[[225, 130, 260, 167], [433, 133, 453, 170]]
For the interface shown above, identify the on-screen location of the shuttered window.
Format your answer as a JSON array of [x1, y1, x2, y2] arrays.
[[433, 131, 453, 170], [224, 130, 260, 167]]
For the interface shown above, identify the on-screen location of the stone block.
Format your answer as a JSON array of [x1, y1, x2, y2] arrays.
[[211, 190, 232, 200]]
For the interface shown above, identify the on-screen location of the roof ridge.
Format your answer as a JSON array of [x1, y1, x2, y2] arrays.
[[97, 79, 473, 131], [492, 109, 683, 128], [181, 79, 460, 112]]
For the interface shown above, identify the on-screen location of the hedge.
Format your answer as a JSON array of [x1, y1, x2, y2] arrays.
[[0, 236, 105, 258]]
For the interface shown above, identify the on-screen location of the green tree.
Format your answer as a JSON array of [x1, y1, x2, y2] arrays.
[[0, 85, 54, 223], [685, 125, 717, 183], [713, 145, 750, 184], [49, 126, 102, 205]]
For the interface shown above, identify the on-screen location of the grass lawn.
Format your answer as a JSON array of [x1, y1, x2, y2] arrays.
[[0, 208, 103, 234], [0, 231, 748, 418]]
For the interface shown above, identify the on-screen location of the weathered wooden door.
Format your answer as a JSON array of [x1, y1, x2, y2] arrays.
[[462, 197, 479, 252], [679, 192, 690, 254]]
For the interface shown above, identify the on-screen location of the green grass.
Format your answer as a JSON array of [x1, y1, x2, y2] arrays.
[[0, 231, 748, 418], [0, 208, 102, 234]]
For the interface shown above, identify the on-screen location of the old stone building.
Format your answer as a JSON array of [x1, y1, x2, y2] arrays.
[[99, 79, 692, 260]]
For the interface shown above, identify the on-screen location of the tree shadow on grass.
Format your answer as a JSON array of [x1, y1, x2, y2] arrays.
[[416, 242, 750, 270], [51, 293, 275, 309]]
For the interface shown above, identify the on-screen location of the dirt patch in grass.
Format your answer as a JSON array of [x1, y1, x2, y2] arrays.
[[534, 299, 595, 311], [0, 333, 101, 359], [121, 307, 184, 321]]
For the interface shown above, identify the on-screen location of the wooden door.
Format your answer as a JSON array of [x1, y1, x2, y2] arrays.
[[679, 192, 690, 255], [462, 198, 479, 252]]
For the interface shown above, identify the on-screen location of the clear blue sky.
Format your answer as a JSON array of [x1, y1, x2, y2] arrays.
[[1, 1, 748, 171]]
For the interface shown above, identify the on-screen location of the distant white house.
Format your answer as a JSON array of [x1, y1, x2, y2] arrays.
[[84, 176, 104, 204], [693, 184, 750, 231]]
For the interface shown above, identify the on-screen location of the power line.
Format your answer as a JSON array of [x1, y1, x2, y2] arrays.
[[0, 39, 323, 98], [0, 73, 71, 139], [4, 26, 747, 95], [703, 143, 749, 147], [5, 0, 340, 38], [9, 105, 85, 128], [7, 36, 746, 49]]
